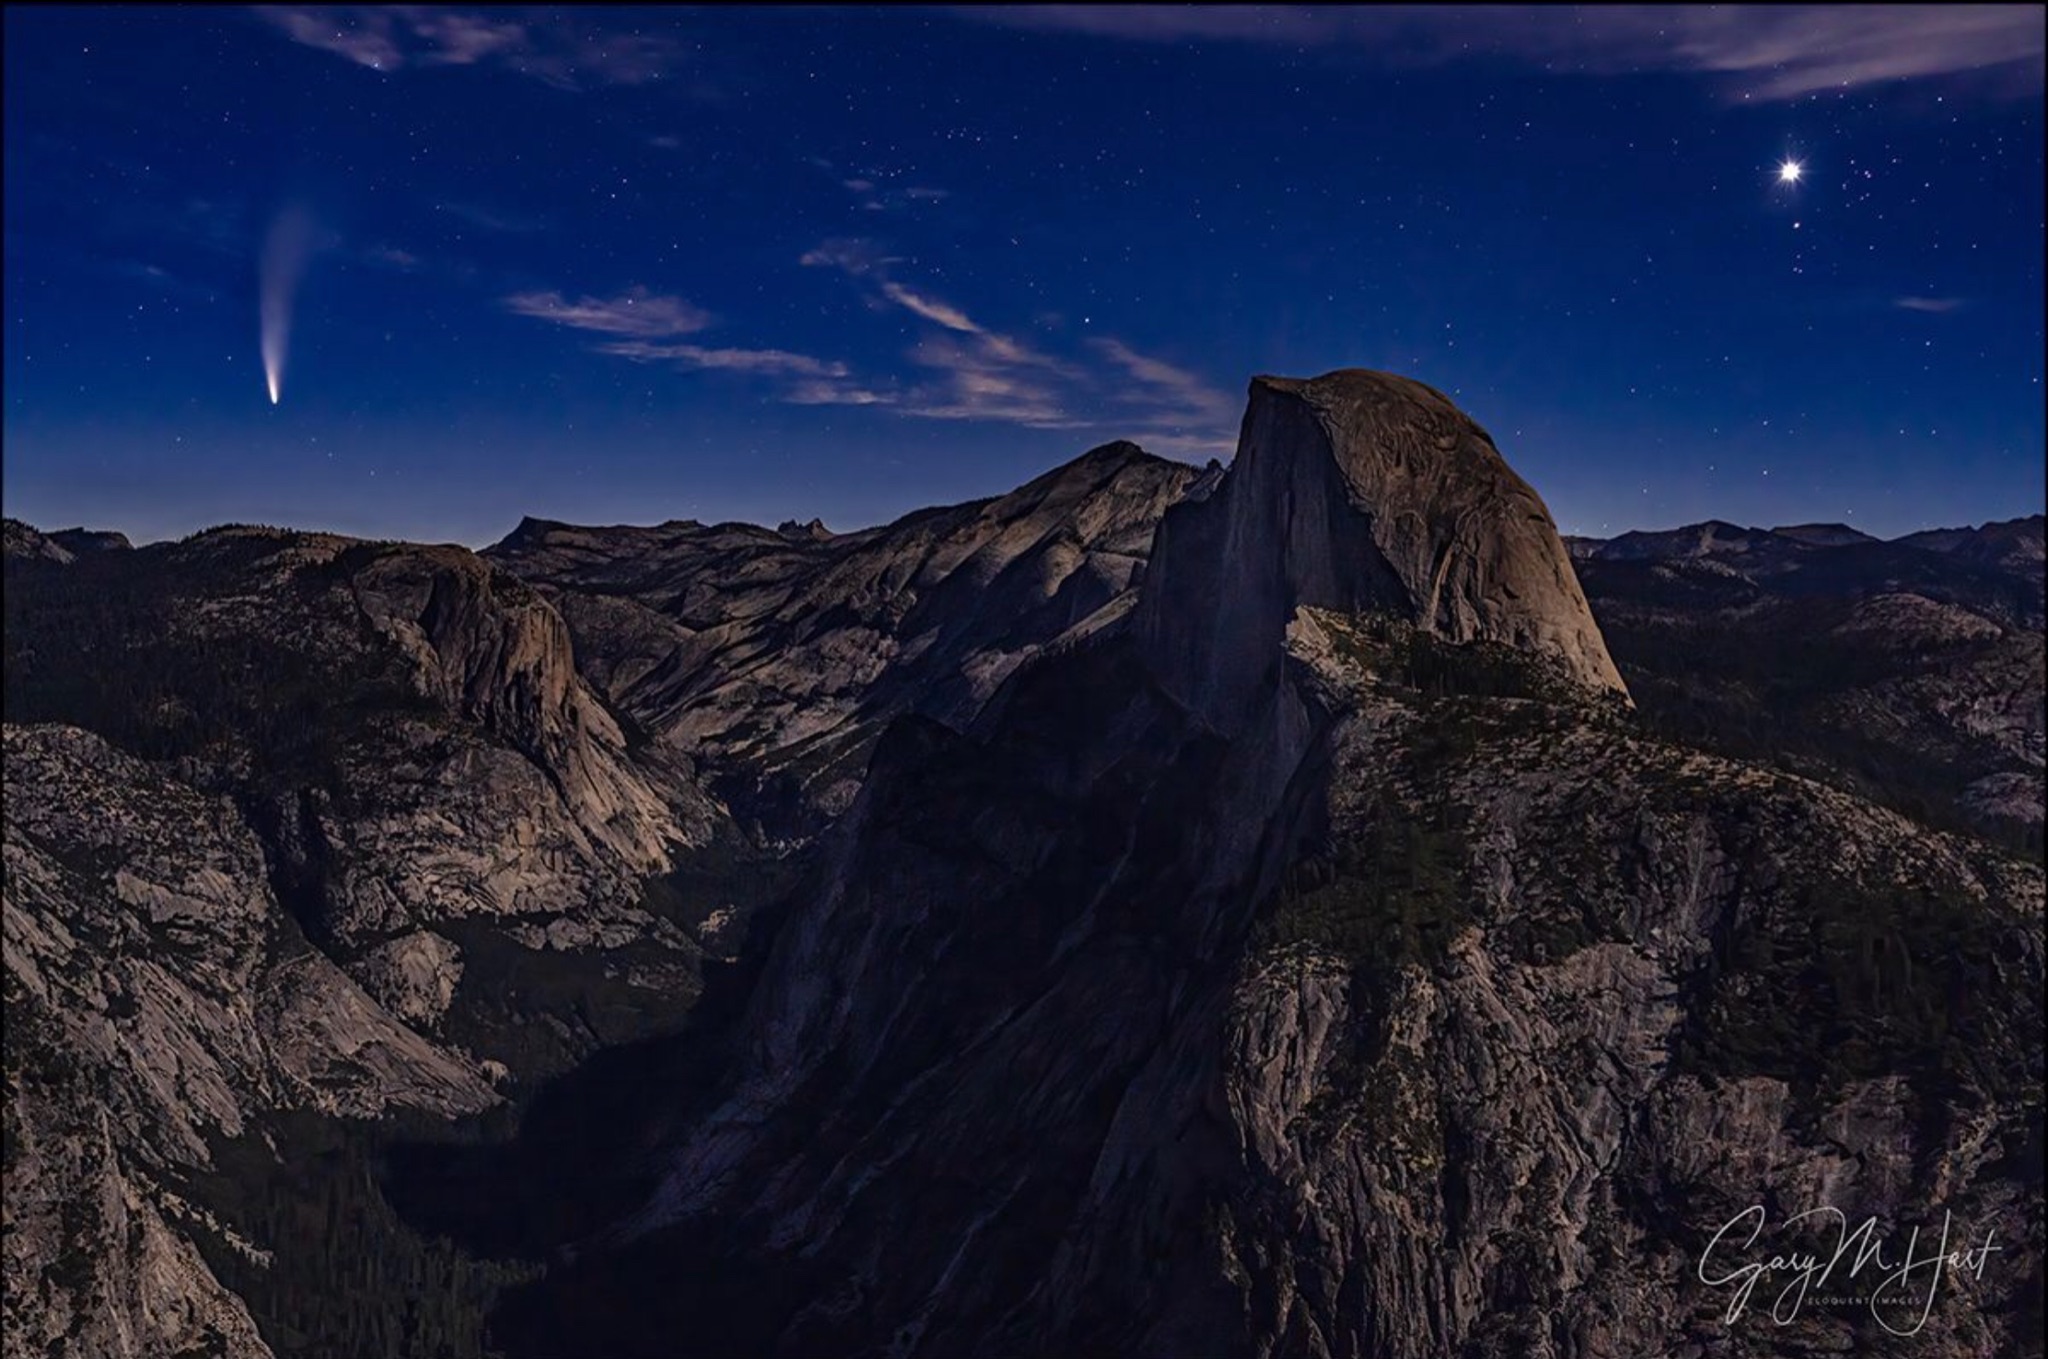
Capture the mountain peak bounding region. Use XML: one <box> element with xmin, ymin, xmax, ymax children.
<box><xmin>1772</xmin><ymin>522</ymin><xmax>1875</xmax><ymax>548</ymax></box>
<box><xmin>3</xmin><ymin>518</ymin><xmax>73</xmax><ymax>565</ymax></box>
<box><xmin>1249</xmin><ymin>365</ymin><xmax>1461</xmax><ymax>414</ymax></box>
<box><xmin>1075</xmin><ymin>437</ymin><xmax>1151</xmax><ymax>463</ymax></box>
<box><xmin>3</xmin><ymin>519</ymin><xmax>132</xmax><ymax>564</ymax></box>
<box><xmin>46</xmin><ymin>527</ymin><xmax>133</xmax><ymax>554</ymax></box>
<box><xmin>1015</xmin><ymin>438</ymin><xmax>1174</xmax><ymax>493</ymax></box>
<box><xmin>1138</xmin><ymin>368</ymin><xmax>1627</xmax><ymax>721</ymax></box>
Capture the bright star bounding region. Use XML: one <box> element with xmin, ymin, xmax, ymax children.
<box><xmin>1778</xmin><ymin>159</ymin><xmax>1804</xmax><ymax>184</ymax></box>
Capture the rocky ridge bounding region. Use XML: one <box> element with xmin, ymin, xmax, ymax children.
<box><xmin>485</xmin><ymin>440</ymin><xmax>1204</xmax><ymax>833</ymax></box>
<box><xmin>4</xmin><ymin>725</ymin><xmax>498</xmax><ymax>1359</ymax></box>
<box><xmin>4</xmin><ymin>380</ymin><xmax>2040</xmax><ymax>1359</ymax></box>
<box><xmin>1570</xmin><ymin>513</ymin><xmax>2045</xmax><ymax>847</ymax></box>
<box><xmin>3</xmin><ymin>528</ymin><xmax>733</xmax><ymax>1356</ymax></box>
<box><xmin>6</xmin><ymin>528</ymin><xmax>722</xmax><ymax>1043</ymax></box>
<box><xmin>496</xmin><ymin>371</ymin><xmax>2044</xmax><ymax>1359</ymax></box>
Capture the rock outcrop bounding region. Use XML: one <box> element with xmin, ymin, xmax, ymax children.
<box><xmin>1138</xmin><ymin>370</ymin><xmax>1626</xmax><ymax>725</ymax></box>
<box><xmin>1771</xmin><ymin>521</ymin><xmax>1877</xmax><ymax>549</ymax></box>
<box><xmin>44</xmin><ymin>527</ymin><xmax>133</xmax><ymax>555</ymax></box>
<box><xmin>2</xmin><ymin>518</ymin><xmax>74</xmax><ymax>565</ymax></box>
<box><xmin>496</xmin><ymin>372</ymin><xmax>2042</xmax><ymax>1359</ymax></box>
<box><xmin>3</xmin><ymin>529</ymin><xmax>721</xmax><ymax>1059</ymax></box>
<box><xmin>1572</xmin><ymin>513</ymin><xmax>2046</xmax><ymax>848</ymax></box>
<box><xmin>487</xmin><ymin>440</ymin><xmax>1203</xmax><ymax>832</ymax></box>
<box><xmin>3</xmin><ymin>725</ymin><xmax>499</xmax><ymax>1359</ymax></box>
<box><xmin>1900</xmin><ymin>512</ymin><xmax>2047</xmax><ymax>576</ymax></box>
<box><xmin>6</xmin><ymin>373</ymin><xmax>2040</xmax><ymax>1359</ymax></box>
<box><xmin>1</xmin><ymin>525</ymin><xmax>753</xmax><ymax>1356</ymax></box>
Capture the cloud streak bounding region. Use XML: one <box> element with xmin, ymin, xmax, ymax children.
<box><xmin>810</xmin><ymin>157</ymin><xmax>955</xmax><ymax>214</ymax></box>
<box><xmin>904</xmin><ymin>334</ymin><xmax>1085</xmax><ymax>428</ymax></box>
<box><xmin>805</xmin><ymin>243</ymin><xmax>1090</xmax><ymax>427</ymax></box>
<box><xmin>504</xmin><ymin>252</ymin><xmax>1243</xmax><ymax>448</ymax></box>
<box><xmin>1089</xmin><ymin>337</ymin><xmax>1240</xmax><ymax>427</ymax></box>
<box><xmin>437</xmin><ymin>200</ymin><xmax>547</xmax><ymax>234</ymax></box>
<box><xmin>594</xmin><ymin>340</ymin><xmax>849</xmax><ymax>378</ymax></box>
<box><xmin>1894</xmin><ymin>295</ymin><xmax>1966</xmax><ymax>313</ymax></box>
<box><xmin>508</xmin><ymin>283</ymin><xmax>879</xmax><ymax>405</ymax></box>
<box><xmin>960</xmin><ymin>5</ymin><xmax>2045</xmax><ymax>102</ymax></box>
<box><xmin>879</xmin><ymin>282</ymin><xmax>984</xmax><ymax>334</ymax></box>
<box><xmin>803</xmin><ymin>239</ymin><xmax>1239</xmax><ymax>446</ymax></box>
<box><xmin>503</xmin><ymin>287</ymin><xmax>714</xmax><ymax>338</ymax></box>
<box><xmin>252</xmin><ymin>6</ymin><xmax>693</xmax><ymax>89</ymax></box>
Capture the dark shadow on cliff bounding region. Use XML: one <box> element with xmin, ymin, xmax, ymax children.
<box><xmin>460</xmin><ymin>633</ymin><xmax>1337</xmax><ymax>1359</ymax></box>
<box><xmin>376</xmin><ymin>850</ymin><xmax>802</xmax><ymax>1268</ymax></box>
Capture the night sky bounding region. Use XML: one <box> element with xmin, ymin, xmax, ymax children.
<box><xmin>5</xmin><ymin>5</ymin><xmax>2043</xmax><ymax>546</ymax></box>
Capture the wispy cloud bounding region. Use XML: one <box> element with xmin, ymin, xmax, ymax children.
<box><xmin>879</xmin><ymin>281</ymin><xmax>983</xmax><ymax>334</ymax></box>
<box><xmin>593</xmin><ymin>340</ymin><xmax>849</xmax><ymax>378</ymax></box>
<box><xmin>116</xmin><ymin>260</ymin><xmax>222</xmax><ymax>304</ymax></box>
<box><xmin>1894</xmin><ymin>295</ymin><xmax>1967</xmax><ymax>313</ymax></box>
<box><xmin>802</xmin><ymin>246</ymin><xmax>1068</xmax><ymax>368</ymax></box>
<box><xmin>436</xmin><ymin>200</ymin><xmax>547</xmax><ymax>234</ymax></box>
<box><xmin>805</xmin><ymin>242</ymin><xmax>1090</xmax><ymax>426</ymax></box>
<box><xmin>781</xmin><ymin>379</ymin><xmax>895</xmax><ymax>408</ymax></box>
<box><xmin>904</xmin><ymin>334</ymin><xmax>1085</xmax><ymax>428</ymax></box>
<box><xmin>503</xmin><ymin>286</ymin><xmax>714</xmax><ymax>338</ymax></box>
<box><xmin>504</xmin><ymin>254</ymin><xmax>1241</xmax><ymax>446</ymax></box>
<box><xmin>1090</xmin><ymin>338</ymin><xmax>1239</xmax><ymax>426</ymax></box>
<box><xmin>509</xmin><ymin>283</ymin><xmax>877</xmax><ymax>405</ymax></box>
<box><xmin>810</xmin><ymin>157</ymin><xmax>955</xmax><ymax>214</ymax></box>
<box><xmin>800</xmin><ymin>238</ymin><xmax>899</xmax><ymax>276</ymax></box>
<box><xmin>803</xmin><ymin>238</ymin><xmax>1238</xmax><ymax>446</ymax></box>
<box><xmin>252</xmin><ymin>6</ymin><xmax>693</xmax><ymax>89</ymax></box>
<box><xmin>255</xmin><ymin>5</ymin><xmax>409</xmax><ymax>69</ymax></box>
<box><xmin>960</xmin><ymin>5</ymin><xmax>2045</xmax><ymax>103</ymax></box>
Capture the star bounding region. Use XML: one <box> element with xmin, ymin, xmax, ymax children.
<box><xmin>1778</xmin><ymin>158</ymin><xmax>1804</xmax><ymax>185</ymax></box>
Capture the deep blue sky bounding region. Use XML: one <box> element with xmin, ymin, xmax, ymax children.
<box><xmin>5</xmin><ymin>5</ymin><xmax>2042</xmax><ymax>545</ymax></box>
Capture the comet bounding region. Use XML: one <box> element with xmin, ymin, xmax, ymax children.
<box><xmin>259</xmin><ymin>205</ymin><xmax>318</xmax><ymax>406</ymax></box>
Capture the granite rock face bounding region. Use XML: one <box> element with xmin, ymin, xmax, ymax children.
<box><xmin>1</xmin><ymin>517</ymin><xmax>74</xmax><ymax>565</ymax></box>
<box><xmin>2</xmin><ymin>528</ymin><xmax>734</xmax><ymax>1083</ymax></box>
<box><xmin>1571</xmin><ymin>512</ymin><xmax>2045</xmax><ymax>848</ymax></box>
<box><xmin>2</xmin><ymin>725</ymin><xmax>498</xmax><ymax>1359</ymax></box>
<box><xmin>503</xmin><ymin>375</ymin><xmax>2042</xmax><ymax>1359</ymax></box>
<box><xmin>487</xmin><ymin>440</ymin><xmax>1204</xmax><ymax>833</ymax></box>
<box><xmin>2</xmin><ymin>526</ymin><xmax>748</xmax><ymax>1356</ymax></box>
<box><xmin>5</xmin><ymin>373</ymin><xmax>2041</xmax><ymax>1359</ymax></box>
<box><xmin>1137</xmin><ymin>370</ymin><xmax>1627</xmax><ymax>726</ymax></box>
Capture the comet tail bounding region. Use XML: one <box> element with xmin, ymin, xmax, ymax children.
<box><xmin>259</xmin><ymin>205</ymin><xmax>317</xmax><ymax>405</ymax></box>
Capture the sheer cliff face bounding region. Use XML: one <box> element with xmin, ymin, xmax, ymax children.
<box><xmin>515</xmin><ymin>373</ymin><xmax>2042</xmax><ymax>1359</ymax></box>
<box><xmin>3</xmin><ymin>726</ymin><xmax>498</xmax><ymax>1359</ymax></box>
<box><xmin>1138</xmin><ymin>371</ymin><xmax>1626</xmax><ymax>728</ymax></box>
<box><xmin>7</xmin><ymin>376</ymin><xmax>2041</xmax><ymax>1358</ymax></box>
<box><xmin>3</xmin><ymin>530</ymin><xmax>720</xmax><ymax>1059</ymax></box>
<box><xmin>3</xmin><ymin>533</ymin><xmax>736</xmax><ymax>1356</ymax></box>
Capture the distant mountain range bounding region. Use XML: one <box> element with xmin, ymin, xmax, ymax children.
<box><xmin>3</xmin><ymin>378</ymin><xmax>2040</xmax><ymax>1359</ymax></box>
<box><xmin>1567</xmin><ymin>512</ymin><xmax>2044</xmax><ymax>572</ymax></box>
